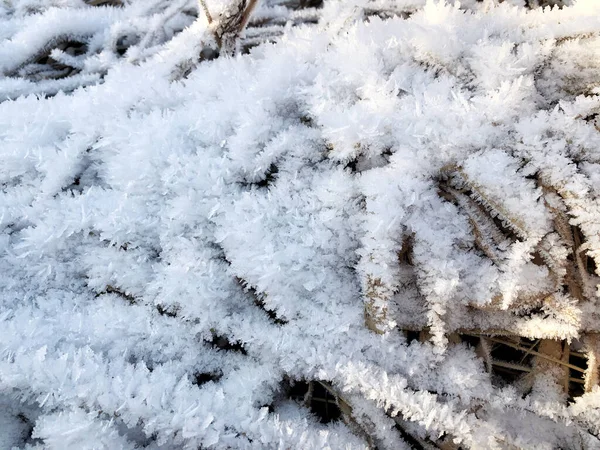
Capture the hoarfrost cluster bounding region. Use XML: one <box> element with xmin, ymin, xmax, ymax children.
<box><xmin>1</xmin><ymin>0</ymin><xmax>600</xmax><ymax>448</ymax></box>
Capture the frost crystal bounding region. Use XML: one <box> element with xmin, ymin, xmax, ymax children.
<box><xmin>1</xmin><ymin>0</ymin><xmax>600</xmax><ymax>448</ymax></box>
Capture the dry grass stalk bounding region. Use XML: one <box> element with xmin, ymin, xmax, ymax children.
<box><xmin>316</xmin><ymin>382</ymin><xmax>376</xmax><ymax>449</ymax></box>
<box><xmin>447</xmin><ymin>187</ymin><xmax>504</xmax><ymax>264</ymax></box>
<box><xmin>303</xmin><ymin>381</ymin><xmax>314</xmax><ymax>408</ymax></box>
<box><xmin>452</xmin><ymin>168</ymin><xmax>530</xmax><ymax>239</ymax></box>
<box><xmin>479</xmin><ymin>336</ymin><xmax>585</xmax><ymax>373</ymax></box>
<box><xmin>476</xmin><ymin>336</ymin><xmax>493</xmax><ymax>373</ymax></box>
<box><xmin>583</xmin><ymin>335</ymin><xmax>600</xmax><ymax>392</ymax></box>
<box><xmin>199</xmin><ymin>0</ymin><xmax>214</xmax><ymax>23</ymax></box>
<box><xmin>530</xmin><ymin>340</ymin><xmax>569</xmax><ymax>394</ymax></box>
<box><xmin>447</xmin><ymin>333</ymin><xmax>592</xmax><ymax>396</ymax></box>
<box><xmin>562</xmin><ymin>340</ymin><xmax>571</xmax><ymax>393</ymax></box>
<box><xmin>364</xmin><ymin>276</ymin><xmax>388</xmax><ymax>334</ymax></box>
<box><xmin>518</xmin><ymin>339</ymin><xmax>540</xmax><ymax>364</ymax></box>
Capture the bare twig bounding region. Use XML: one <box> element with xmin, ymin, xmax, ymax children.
<box><xmin>209</xmin><ymin>0</ymin><xmax>261</xmax><ymax>51</ymax></box>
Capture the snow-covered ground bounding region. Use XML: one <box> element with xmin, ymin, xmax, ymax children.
<box><xmin>1</xmin><ymin>0</ymin><xmax>600</xmax><ymax>448</ymax></box>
